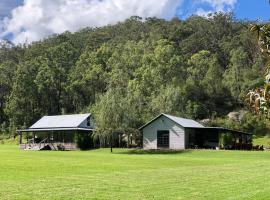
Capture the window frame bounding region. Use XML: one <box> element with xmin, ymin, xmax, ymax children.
<box><xmin>86</xmin><ymin>117</ymin><xmax>90</xmax><ymax>127</ymax></box>
<box><xmin>157</xmin><ymin>130</ymin><xmax>169</xmax><ymax>148</ymax></box>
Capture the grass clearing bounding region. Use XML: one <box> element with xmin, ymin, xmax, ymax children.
<box><xmin>253</xmin><ymin>135</ymin><xmax>270</xmax><ymax>147</ymax></box>
<box><xmin>0</xmin><ymin>145</ymin><xmax>270</xmax><ymax>199</ymax></box>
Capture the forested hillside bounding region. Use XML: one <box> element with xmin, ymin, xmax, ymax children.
<box><xmin>0</xmin><ymin>13</ymin><xmax>267</xmax><ymax>135</ymax></box>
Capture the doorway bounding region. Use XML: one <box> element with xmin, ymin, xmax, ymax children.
<box><xmin>157</xmin><ymin>130</ymin><xmax>169</xmax><ymax>148</ymax></box>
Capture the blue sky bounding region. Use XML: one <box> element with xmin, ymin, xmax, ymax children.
<box><xmin>0</xmin><ymin>0</ymin><xmax>269</xmax><ymax>43</ymax></box>
<box><xmin>234</xmin><ymin>0</ymin><xmax>270</xmax><ymax>21</ymax></box>
<box><xmin>0</xmin><ymin>0</ymin><xmax>22</xmax><ymax>19</ymax></box>
<box><xmin>177</xmin><ymin>0</ymin><xmax>270</xmax><ymax>21</ymax></box>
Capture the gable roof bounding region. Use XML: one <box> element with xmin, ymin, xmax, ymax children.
<box><xmin>29</xmin><ymin>113</ymin><xmax>91</xmax><ymax>129</ymax></box>
<box><xmin>163</xmin><ymin>114</ymin><xmax>204</xmax><ymax>128</ymax></box>
<box><xmin>139</xmin><ymin>113</ymin><xmax>204</xmax><ymax>130</ymax></box>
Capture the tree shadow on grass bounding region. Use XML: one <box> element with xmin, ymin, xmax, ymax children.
<box><xmin>116</xmin><ymin>148</ymin><xmax>191</xmax><ymax>155</ymax></box>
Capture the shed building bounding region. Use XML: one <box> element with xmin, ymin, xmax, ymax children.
<box><xmin>17</xmin><ymin>113</ymin><xmax>94</xmax><ymax>150</ymax></box>
<box><xmin>139</xmin><ymin>113</ymin><xmax>252</xmax><ymax>150</ymax></box>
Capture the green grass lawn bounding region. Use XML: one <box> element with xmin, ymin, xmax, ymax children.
<box><xmin>1</xmin><ymin>145</ymin><xmax>270</xmax><ymax>200</ymax></box>
<box><xmin>253</xmin><ymin>135</ymin><xmax>270</xmax><ymax>147</ymax></box>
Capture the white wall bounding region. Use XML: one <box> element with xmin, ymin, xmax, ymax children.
<box><xmin>143</xmin><ymin>115</ymin><xmax>185</xmax><ymax>150</ymax></box>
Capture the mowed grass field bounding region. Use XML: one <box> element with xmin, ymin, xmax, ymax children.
<box><xmin>1</xmin><ymin>146</ymin><xmax>270</xmax><ymax>200</ymax></box>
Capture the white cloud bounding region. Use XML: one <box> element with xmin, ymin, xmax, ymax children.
<box><xmin>195</xmin><ymin>8</ymin><xmax>211</xmax><ymax>17</ymax></box>
<box><xmin>195</xmin><ymin>0</ymin><xmax>237</xmax><ymax>17</ymax></box>
<box><xmin>202</xmin><ymin>0</ymin><xmax>237</xmax><ymax>12</ymax></box>
<box><xmin>0</xmin><ymin>0</ymin><xmax>182</xmax><ymax>44</ymax></box>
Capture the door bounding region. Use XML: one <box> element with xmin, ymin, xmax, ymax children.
<box><xmin>157</xmin><ymin>130</ymin><xmax>169</xmax><ymax>148</ymax></box>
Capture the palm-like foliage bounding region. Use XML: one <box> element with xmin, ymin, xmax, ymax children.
<box><xmin>251</xmin><ymin>24</ymin><xmax>270</xmax><ymax>50</ymax></box>
<box><xmin>246</xmin><ymin>24</ymin><xmax>270</xmax><ymax>116</ymax></box>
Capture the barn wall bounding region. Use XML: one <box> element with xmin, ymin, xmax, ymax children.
<box><xmin>143</xmin><ymin>115</ymin><xmax>185</xmax><ymax>150</ymax></box>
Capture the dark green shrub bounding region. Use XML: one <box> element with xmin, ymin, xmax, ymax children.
<box><xmin>75</xmin><ymin>132</ymin><xmax>93</xmax><ymax>150</ymax></box>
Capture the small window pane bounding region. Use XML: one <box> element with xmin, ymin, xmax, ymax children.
<box><xmin>87</xmin><ymin>117</ymin><xmax>90</xmax><ymax>126</ymax></box>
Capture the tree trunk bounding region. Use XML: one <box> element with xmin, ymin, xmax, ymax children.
<box><xmin>127</xmin><ymin>134</ymin><xmax>130</xmax><ymax>148</ymax></box>
<box><xmin>110</xmin><ymin>134</ymin><xmax>113</xmax><ymax>153</ymax></box>
<box><xmin>118</xmin><ymin>133</ymin><xmax>121</xmax><ymax>148</ymax></box>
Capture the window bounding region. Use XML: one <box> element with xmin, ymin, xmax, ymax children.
<box><xmin>87</xmin><ymin>117</ymin><xmax>90</xmax><ymax>126</ymax></box>
<box><xmin>157</xmin><ymin>130</ymin><xmax>169</xmax><ymax>148</ymax></box>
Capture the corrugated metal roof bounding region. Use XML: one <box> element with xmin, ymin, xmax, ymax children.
<box><xmin>29</xmin><ymin>113</ymin><xmax>91</xmax><ymax>129</ymax></box>
<box><xmin>139</xmin><ymin>113</ymin><xmax>204</xmax><ymax>130</ymax></box>
<box><xmin>163</xmin><ymin>114</ymin><xmax>204</xmax><ymax>128</ymax></box>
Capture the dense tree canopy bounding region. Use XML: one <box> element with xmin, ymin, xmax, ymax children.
<box><xmin>0</xmin><ymin>13</ymin><xmax>266</xmax><ymax>136</ymax></box>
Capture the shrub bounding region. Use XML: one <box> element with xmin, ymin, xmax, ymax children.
<box><xmin>75</xmin><ymin>132</ymin><xmax>94</xmax><ymax>150</ymax></box>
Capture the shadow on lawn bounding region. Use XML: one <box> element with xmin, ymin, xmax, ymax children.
<box><xmin>116</xmin><ymin>149</ymin><xmax>191</xmax><ymax>155</ymax></box>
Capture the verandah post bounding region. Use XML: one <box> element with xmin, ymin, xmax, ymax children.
<box><xmin>33</xmin><ymin>132</ymin><xmax>36</xmax><ymax>144</ymax></box>
<box><xmin>26</xmin><ymin>132</ymin><xmax>29</xmax><ymax>143</ymax></box>
<box><xmin>18</xmin><ymin>131</ymin><xmax>22</xmax><ymax>144</ymax></box>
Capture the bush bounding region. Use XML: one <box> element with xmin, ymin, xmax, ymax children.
<box><xmin>208</xmin><ymin>112</ymin><xmax>270</xmax><ymax>137</ymax></box>
<box><xmin>75</xmin><ymin>132</ymin><xmax>94</xmax><ymax>150</ymax></box>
